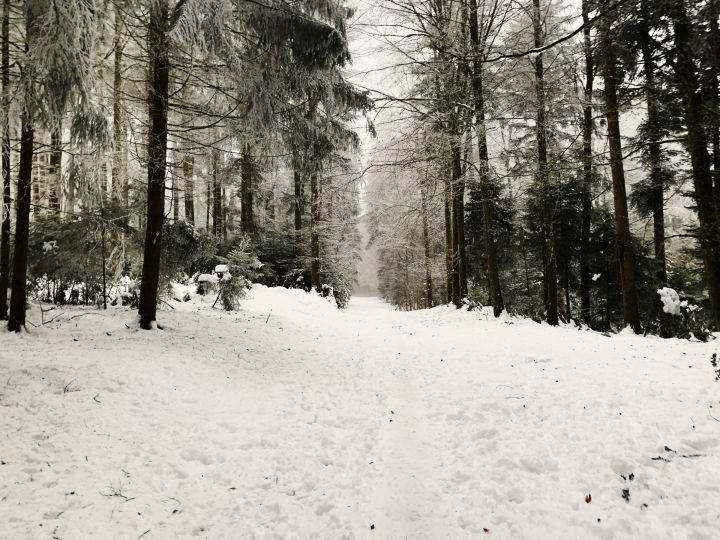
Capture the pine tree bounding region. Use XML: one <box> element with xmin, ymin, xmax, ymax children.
<box><xmin>668</xmin><ymin>0</ymin><xmax>720</xmax><ymax>329</ymax></box>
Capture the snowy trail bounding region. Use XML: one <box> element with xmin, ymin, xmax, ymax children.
<box><xmin>345</xmin><ymin>299</ymin><xmax>446</xmax><ymax>539</ymax></box>
<box><xmin>1</xmin><ymin>286</ymin><xmax>720</xmax><ymax>540</ymax></box>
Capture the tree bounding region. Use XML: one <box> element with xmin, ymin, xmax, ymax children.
<box><xmin>468</xmin><ymin>0</ymin><xmax>507</xmax><ymax>317</ymax></box>
<box><xmin>532</xmin><ymin>0</ymin><xmax>559</xmax><ymax>326</ymax></box>
<box><xmin>579</xmin><ymin>0</ymin><xmax>594</xmax><ymax>326</ymax></box>
<box><xmin>9</xmin><ymin>0</ymin><xmax>105</xmax><ymax>331</ymax></box>
<box><xmin>0</xmin><ymin>0</ymin><xmax>10</xmax><ymax>321</ymax></box>
<box><xmin>138</xmin><ymin>0</ymin><xmax>170</xmax><ymax>330</ymax></box>
<box><xmin>668</xmin><ymin>0</ymin><xmax>720</xmax><ymax>329</ymax></box>
<box><xmin>598</xmin><ymin>0</ymin><xmax>641</xmax><ymax>333</ymax></box>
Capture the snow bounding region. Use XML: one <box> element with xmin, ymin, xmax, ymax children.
<box><xmin>1</xmin><ymin>286</ymin><xmax>719</xmax><ymax>539</ymax></box>
<box><xmin>658</xmin><ymin>287</ymin><xmax>682</xmax><ymax>316</ymax></box>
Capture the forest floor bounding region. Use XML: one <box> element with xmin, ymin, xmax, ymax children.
<box><xmin>1</xmin><ymin>285</ymin><xmax>719</xmax><ymax>540</ymax></box>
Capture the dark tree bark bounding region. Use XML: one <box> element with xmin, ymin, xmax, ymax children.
<box><xmin>639</xmin><ymin>0</ymin><xmax>669</xmax><ymax>336</ymax></box>
<box><xmin>240</xmin><ymin>144</ymin><xmax>255</xmax><ymax>238</ymax></box>
<box><xmin>669</xmin><ymin>0</ymin><xmax>720</xmax><ymax>328</ymax></box>
<box><xmin>707</xmin><ymin>0</ymin><xmax>720</xmax><ymax>220</ymax></box>
<box><xmin>443</xmin><ymin>169</ymin><xmax>454</xmax><ymax>304</ymax></box>
<box><xmin>221</xmin><ymin>185</ymin><xmax>227</xmax><ymax>243</ymax></box>
<box><xmin>8</xmin><ymin>7</ymin><xmax>35</xmax><ymax>332</ymax></box>
<box><xmin>8</xmin><ymin>118</ymin><xmax>33</xmax><ymax>331</ymax></box>
<box><xmin>451</xmin><ymin>134</ymin><xmax>466</xmax><ymax>302</ymax></box>
<box><xmin>205</xmin><ymin>172</ymin><xmax>210</xmax><ymax>230</ymax></box>
<box><xmin>310</xmin><ymin>172</ymin><xmax>320</xmax><ymax>290</ymax></box>
<box><xmin>183</xmin><ymin>152</ymin><xmax>194</xmax><ymax>224</ymax></box>
<box><xmin>600</xmin><ymin>6</ymin><xmax>641</xmax><ymax>333</ymax></box>
<box><xmin>47</xmin><ymin>128</ymin><xmax>61</xmax><ymax>213</ymax></box>
<box><xmin>138</xmin><ymin>0</ymin><xmax>169</xmax><ymax>330</ymax></box>
<box><xmin>468</xmin><ymin>0</ymin><xmax>504</xmax><ymax>316</ymax></box>
<box><xmin>212</xmin><ymin>151</ymin><xmax>222</xmax><ymax>236</ymax></box>
<box><xmin>421</xmin><ymin>183</ymin><xmax>433</xmax><ymax>308</ymax></box>
<box><xmin>533</xmin><ymin>0</ymin><xmax>558</xmax><ymax>326</ymax></box>
<box><xmin>172</xmin><ymin>170</ymin><xmax>179</xmax><ymax>222</ymax></box>
<box><xmin>0</xmin><ymin>0</ymin><xmax>10</xmax><ymax>321</ymax></box>
<box><xmin>293</xmin><ymin>168</ymin><xmax>304</xmax><ymax>257</ymax></box>
<box><xmin>579</xmin><ymin>0</ymin><xmax>593</xmax><ymax>326</ymax></box>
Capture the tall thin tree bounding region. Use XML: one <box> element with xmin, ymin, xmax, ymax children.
<box><xmin>599</xmin><ymin>1</ymin><xmax>641</xmax><ymax>333</ymax></box>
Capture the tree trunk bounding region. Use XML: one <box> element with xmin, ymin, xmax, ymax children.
<box><xmin>240</xmin><ymin>144</ymin><xmax>255</xmax><ymax>238</ymax></box>
<box><xmin>0</xmin><ymin>0</ymin><xmax>11</xmax><ymax>320</ymax></box>
<box><xmin>212</xmin><ymin>151</ymin><xmax>221</xmax><ymax>236</ymax></box>
<box><xmin>172</xmin><ymin>167</ymin><xmax>179</xmax><ymax>222</ymax></box>
<box><xmin>468</xmin><ymin>8</ymin><xmax>504</xmax><ymax>316</ymax></box>
<box><xmin>222</xmin><ymin>185</ymin><xmax>227</xmax><ymax>242</ymax></box>
<box><xmin>112</xmin><ymin>7</ymin><xmax>125</xmax><ymax>202</ymax></box>
<box><xmin>294</xmin><ymin>168</ymin><xmax>304</xmax><ymax>257</ymax></box>
<box><xmin>707</xmin><ymin>0</ymin><xmax>720</xmax><ymax>223</ymax></box>
<box><xmin>138</xmin><ymin>0</ymin><xmax>169</xmax><ymax>330</ymax></box>
<box><xmin>47</xmin><ymin>127</ymin><xmax>61</xmax><ymax>213</ymax></box>
<box><xmin>8</xmin><ymin>8</ymin><xmax>35</xmax><ymax>332</ymax></box>
<box><xmin>310</xmin><ymin>172</ymin><xmax>320</xmax><ymax>290</ymax></box>
<box><xmin>579</xmin><ymin>0</ymin><xmax>593</xmax><ymax>326</ymax></box>
<box><xmin>8</xmin><ymin>118</ymin><xmax>33</xmax><ymax>331</ymax></box>
<box><xmin>479</xmin><ymin>143</ymin><xmax>505</xmax><ymax>316</ymax></box>
<box><xmin>443</xmin><ymin>169</ymin><xmax>454</xmax><ymax>304</ymax></box>
<box><xmin>451</xmin><ymin>136</ymin><xmax>466</xmax><ymax>302</ymax></box>
<box><xmin>183</xmin><ymin>152</ymin><xmax>194</xmax><ymax>224</ymax></box>
<box><xmin>205</xmin><ymin>172</ymin><xmax>210</xmax><ymax>230</ymax></box>
<box><xmin>708</xmin><ymin>0</ymin><xmax>720</xmax><ymax>214</ymax></box>
<box><xmin>533</xmin><ymin>0</ymin><xmax>558</xmax><ymax>326</ymax></box>
<box><xmin>639</xmin><ymin>0</ymin><xmax>669</xmax><ymax>336</ymax></box>
<box><xmin>600</xmin><ymin>7</ymin><xmax>641</xmax><ymax>333</ymax></box>
<box><xmin>421</xmin><ymin>182</ymin><xmax>433</xmax><ymax>308</ymax></box>
<box><xmin>669</xmin><ymin>0</ymin><xmax>720</xmax><ymax>329</ymax></box>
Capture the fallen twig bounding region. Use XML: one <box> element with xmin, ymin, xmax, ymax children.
<box><xmin>68</xmin><ymin>312</ymin><xmax>106</xmax><ymax>321</ymax></box>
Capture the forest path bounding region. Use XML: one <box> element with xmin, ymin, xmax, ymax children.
<box><xmin>342</xmin><ymin>298</ymin><xmax>448</xmax><ymax>538</ymax></box>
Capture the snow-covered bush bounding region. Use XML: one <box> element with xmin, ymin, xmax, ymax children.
<box><xmin>656</xmin><ymin>287</ymin><xmax>710</xmax><ymax>341</ymax></box>
<box><xmin>159</xmin><ymin>221</ymin><xmax>216</xmax><ymax>298</ymax></box>
<box><xmin>193</xmin><ymin>236</ymin><xmax>262</xmax><ymax>310</ymax></box>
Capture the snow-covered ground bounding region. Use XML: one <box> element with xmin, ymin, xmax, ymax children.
<box><xmin>1</xmin><ymin>286</ymin><xmax>719</xmax><ymax>539</ymax></box>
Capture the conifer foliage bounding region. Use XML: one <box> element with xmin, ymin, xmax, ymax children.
<box><xmin>0</xmin><ymin>0</ymin><xmax>370</xmax><ymax>330</ymax></box>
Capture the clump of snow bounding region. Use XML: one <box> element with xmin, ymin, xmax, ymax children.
<box><xmin>214</xmin><ymin>264</ymin><xmax>229</xmax><ymax>274</ymax></box>
<box><xmin>42</xmin><ymin>240</ymin><xmax>58</xmax><ymax>253</ymax></box>
<box><xmin>658</xmin><ymin>287</ymin><xmax>682</xmax><ymax>315</ymax></box>
<box><xmin>591</xmin><ymin>273</ymin><xmax>601</xmax><ymax>282</ymax></box>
